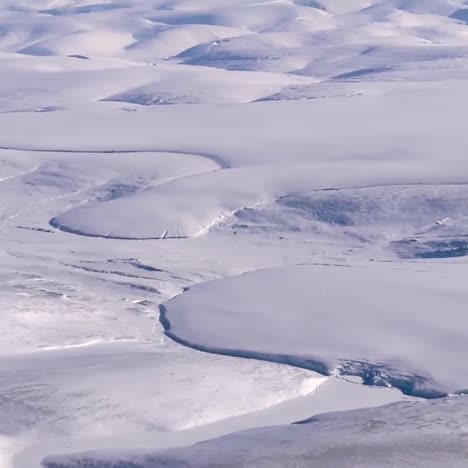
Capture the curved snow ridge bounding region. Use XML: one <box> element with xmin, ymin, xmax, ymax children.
<box><xmin>48</xmin><ymin>215</ymin><xmax>233</xmax><ymax>240</ymax></box>
<box><xmin>0</xmin><ymin>146</ymin><xmax>230</xmax><ymax>238</ymax></box>
<box><xmin>47</xmin><ymin>164</ymin><xmax>269</xmax><ymax>240</ymax></box>
<box><xmin>159</xmin><ymin>263</ymin><xmax>468</xmax><ymax>399</ymax></box>
<box><xmin>48</xmin><ymin>173</ymin><xmax>240</xmax><ymax>240</ymax></box>
<box><xmin>159</xmin><ymin>304</ymin><xmax>443</xmax><ymax>399</ymax></box>
<box><xmin>6</xmin><ymin>143</ymin><xmax>466</xmax><ymax>242</ymax></box>
<box><xmin>51</xmin><ymin>178</ymin><xmax>468</xmax><ymax>241</ymax></box>
<box><xmin>159</xmin><ymin>304</ymin><xmax>330</xmax><ymax>375</ymax></box>
<box><xmin>47</xmin><ymin>158</ymin><xmax>468</xmax><ymax>240</ymax></box>
<box><xmin>0</xmin><ymin>146</ymin><xmax>230</xmax><ymax>240</ymax></box>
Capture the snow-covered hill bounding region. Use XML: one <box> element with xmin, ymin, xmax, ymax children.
<box><xmin>2</xmin><ymin>0</ymin><xmax>468</xmax><ymax>109</ymax></box>
<box><xmin>43</xmin><ymin>396</ymin><xmax>468</xmax><ymax>468</ymax></box>
<box><xmin>1</xmin><ymin>1</ymin><xmax>468</xmax><ymax>467</ymax></box>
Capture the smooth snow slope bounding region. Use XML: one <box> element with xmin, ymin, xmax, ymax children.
<box><xmin>1</xmin><ymin>0</ymin><xmax>468</xmax><ymax>467</ymax></box>
<box><xmin>44</xmin><ymin>396</ymin><xmax>468</xmax><ymax>468</ymax></box>
<box><xmin>162</xmin><ymin>262</ymin><xmax>468</xmax><ymax>397</ymax></box>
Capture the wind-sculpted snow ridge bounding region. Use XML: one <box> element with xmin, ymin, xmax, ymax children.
<box><xmin>43</xmin><ymin>150</ymin><xmax>239</xmax><ymax>239</ymax></box>
<box><xmin>160</xmin><ymin>305</ymin><xmax>444</xmax><ymax>399</ymax></box>
<box><xmin>42</xmin><ymin>396</ymin><xmax>468</xmax><ymax>468</ymax></box>
<box><xmin>161</xmin><ymin>263</ymin><xmax>468</xmax><ymax>399</ymax></box>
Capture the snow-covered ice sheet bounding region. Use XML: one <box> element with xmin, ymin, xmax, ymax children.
<box><xmin>1</xmin><ymin>0</ymin><xmax>468</xmax><ymax>466</ymax></box>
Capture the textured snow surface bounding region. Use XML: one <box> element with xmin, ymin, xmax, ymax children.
<box><xmin>1</xmin><ymin>0</ymin><xmax>468</xmax><ymax>466</ymax></box>
<box><xmin>43</xmin><ymin>396</ymin><xmax>468</xmax><ymax>468</ymax></box>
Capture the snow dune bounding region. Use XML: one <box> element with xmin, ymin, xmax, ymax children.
<box><xmin>2</xmin><ymin>0</ymin><xmax>468</xmax><ymax>467</ymax></box>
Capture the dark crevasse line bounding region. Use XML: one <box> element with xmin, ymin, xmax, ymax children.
<box><xmin>158</xmin><ymin>304</ymin><xmax>446</xmax><ymax>400</ymax></box>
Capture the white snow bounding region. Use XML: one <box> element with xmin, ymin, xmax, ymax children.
<box><xmin>45</xmin><ymin>396</ymin><xmax>468</xmax><ymax>468</ymax></box>
<box><xmin>163</xmin><ymin>262</ymin><xmax>468</xmax><ymax>396</ymax></box>
<box><xmin>1</xmin><ymin>0</ymin><xmax>468</xmax><ymax>466</ymax></box>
